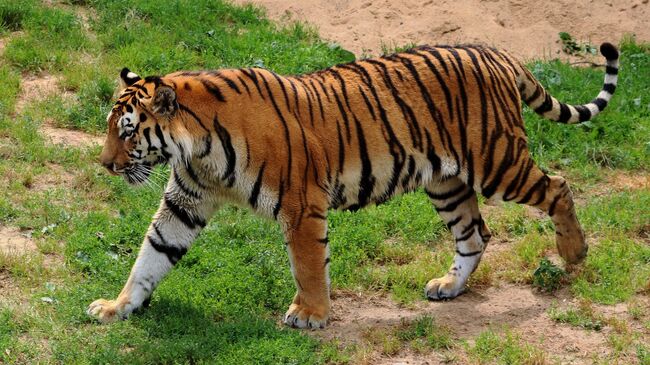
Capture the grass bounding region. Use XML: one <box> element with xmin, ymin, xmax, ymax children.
<box><xmin>0</xmin><ymin>0</ymin><xmax>648</xmax><ymax>363</ymax></box>
<box><xmin>465</xmin><ymin>328</ymin><xmax>547</xmax><ymax>365</ymax></box>
<box><xmin>548</xmin><ymin>301</ymin><xmax>604</xmax><ymax>331</ymax></box>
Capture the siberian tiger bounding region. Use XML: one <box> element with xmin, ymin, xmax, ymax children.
<box><xmin>88</xmin><ymin>43</ymin><xmax>619</xmax><ymax>329</ymax></box>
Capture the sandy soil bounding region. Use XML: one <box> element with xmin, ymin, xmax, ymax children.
<box><xmin>235</xmin><ymin>0</ymin><xmax>649</xmax><ymax>61</ymax></box>
<box><xmin>0</xmin><ymin>226</ymin><xmax>36</xmax><ymax>256</ymax></box>
<box><xmin>14</xmin><ymin>75</ymin><xmax>104</xmax><ymax>148</ymax></box>
<box><xmin>320</xmin><ymin>284</ymin><xmax>647</xmax><ymax>364</ymax></box>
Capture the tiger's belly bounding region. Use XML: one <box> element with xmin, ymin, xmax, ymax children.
<box><xmin>330</xmin><ymin>151</ymin><xmax>437</xmax><ymax>211</ymax></box>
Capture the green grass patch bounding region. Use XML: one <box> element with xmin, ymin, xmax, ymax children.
<box><xmin>548</xmin><ymin>301</ymin><xmax>604</xmax><ymax>331</ymax></box>
<box><xmin>572</xmin><ymin>236</ymin><xmax>650</xmax><ymax>304</ymax></box>
<box><xmin>396</xmin><ymin>315</ymin><xmax>455</xmax><ymax>352</ymax></box>
<box><xmin>466</xmin><ymin>328</ymin><xmax>547</xmax><ymax>365</ymax></box>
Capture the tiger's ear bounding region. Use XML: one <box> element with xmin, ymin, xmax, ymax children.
<box><xmin>118</xmin><ymin>67</ymin><xmax>142</xmax><ymax>92</ymax></box>
<box><xmin>151</xmin><ymin>85</ymin><xmax>177</xmax><ymax>117</ymax></box>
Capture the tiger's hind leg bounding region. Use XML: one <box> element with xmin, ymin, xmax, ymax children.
<box><xmin>424</xmin><ymin>177</ymin><xmax>491</xmax><ymax>300</ymax></box>
<box><xmin>492</xmin><ymin>160</ymin><xmax>587</xmax><ymax>264</ymax></box>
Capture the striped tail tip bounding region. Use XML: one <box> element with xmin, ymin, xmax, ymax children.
<box><xmin>600</xmin><ymin>42</ymin><xmax>619</xmax><ymax>61</ymax></box>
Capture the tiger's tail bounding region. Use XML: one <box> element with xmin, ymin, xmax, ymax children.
<box><xmin>518</xmin><ymin>42</ymin><xmax>619</xmax><ymax>124</ymax></box>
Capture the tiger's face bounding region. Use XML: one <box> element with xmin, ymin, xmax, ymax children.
<box><xmin>100</xmin><ymin>68</ymin><xmax>178</xmax><ymax>185</ymax></box>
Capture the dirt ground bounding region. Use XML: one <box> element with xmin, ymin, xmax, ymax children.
<box><xmin>235</xmin><ymin>0</ymin><xmax>649</xmax><ymax>61</ymax></box>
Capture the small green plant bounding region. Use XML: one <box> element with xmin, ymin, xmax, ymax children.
<box><xmin>559</xmin><ymin>32</ymin><xmax>597</xmax><ymax>56</ymax></box>
<box><xmin>532</xmin><ymin>257</ymin><xmax>566</xmax><ymax>292</ymax></box>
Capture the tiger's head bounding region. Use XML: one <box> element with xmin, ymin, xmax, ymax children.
<box><xmin>99</xmin><ymin>68</ymin><xmax>179</xmax><ymax>185</ymax></box>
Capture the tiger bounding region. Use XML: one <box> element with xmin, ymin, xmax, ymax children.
<box><xmin>88</xmin><ymin>42</ymin><xmax>619</xmax><ymax>329</ymax></box>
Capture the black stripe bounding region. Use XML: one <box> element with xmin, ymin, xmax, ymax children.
<box><xmin>273</xmin><ymin>178</ymin><xmax>285</xmax><ymax>219</ymax></box>
<box><xmin>401</xmin><ymin>155</ymin><xmax>416</xmax><ymax>188</ymax></box>
<box><xmin>455</xmin><ymin>228</ymin><xmax>475</xmax><ymax>243</ymax></box>
<box><xmin>358</xmin><ymin>85</ymin><xmax>377</xmax><ymax>121</ymax></box>
<box><xmin>213</xmin><ymin>116</ymin><xmax>237</xmax><ymax>184</ymax></box>
<box><xmin>547</xmin><ymin>194</ymin><xmax>561</xmax><ymax>217</ymax></box>
<box><xmin>240</xmin><ymin>68</ymin><xmax>266</xmax><ymax>99</ymax></box>
<box><xmin>143</xmin><ymin>127</ymin><xmax>154</xmax><ymax>152</ymax></box>
<box><xmin>271</xmin><ymin>72</ymin><xmax>292</xmax><ymax>114</ymax></box>
<box><xmin>517</xmin><ymin>175</ymin><xmax>548</xmax><ymax>205</ymax></box>
<box><xmin>307</xmin><ymin>212</ymin><xmax>327</xmax><ymax>220</ymax></box>
<box><xmin>435</xmin><ymin>189</ymin><xmax>474</xmax><ymax>212</ymax></box>
<box><xmin>324</xmin><ymin>257</ymin><xmax>330</xmax><ymax>267</ymax></box>
<box><xmin>481</xmin><ymin>134</ymin><xmax>514</xmax><ymax>199</ymax></box>
<box><xmin>335</xmin><ymin>120</ymin><xmax>345</xmax><ymax>172</ymax></box>
<box><xmin>236</xmin><ymin>75</ymin><xmax>251</xmax><ymax>96</ymax></box>
<box><xmin>287</xmin><ymin>78</ymin><xmax>302</xmax><ymax>119</ymax></box>
<box><xmin>259</xmin><ymin>72</ymin><xmax>292</xmax><ymax>187</ymax></box>
<box><xmin>446</xmin><ymin>216</ymin><xmax>462</xmax><ymax>229</ymax></box>
<box><xmin>164</xmin><ymin>193</ymin><xmax>205</xmax><ymax>229</ymax></box>
<box><xmin>426</xmin><ymin>184</ymin><xmax>466</xmax><ymax>200</ymax></box>
<box><xmin>317</xmin><ymin>237</ymin><xmax>328</xmax><ymax>245</ymax></box>
<box><xmin>249</xmin><ymin>162</ymin><xmax>266</xmax><ymax>209</ymax></box>
<box><xmin>355</xmin><ymin>116</ymin><xmax>375</xmax><ymax>207</ymax></box>
<box><xmin>592</xmin><ymin>98</ymin><xmax>608</xmax><ymax>111</ymax></box>
<box><xmin>215</xmin><ymin>73</ymin><xmax>241</xmax><ymax>94</ymax></box>
<box><xmin>461</xmin><ymin>218</ymin><xmax>481</xmax><ymax>236</ymax></box>
<box><xmin>200</xmin><ymin>79</ymin><xmax>226</xmax><ymax>102</ymax></box>
<box><xmin>154</xmin><ymin>123</ymin><xmax>168</xmax><ymax>149</ymax></box>
<box><xmin>456</xmin><ymin>249</ymin><xmax>482</xmax><ymax>257</ymax></box>
<box><xmin>533</xmin><ymin>93</ymin><xmax>553</xmax><ymax>114</ymax></box>
<box><xmin>183</xmin><ymin>162</ymin><xmax>207</xmax><ymax>189</ymax></box>
<box><xmin>558</xmin><ymin>103</ymin><xmax>571</xmax><ymax>123</ymax></box>
<box><xmin>179</xmin><ymin>103</ymin><xmax>210</xmax><ymax>132</ymax></box>
<box><xmin>308</xmin><ymin>79</ymin><xmax>326</xmax><ymax>122</ymax></box>
<box><xmin>574</xmin><ymin>105</ymin><xmax>592</xmax><ymax>122</ymax></box>
<box><xmin>173</xmin><ymin>169</ymin><xmax>200</xmax><ymax>199</ymax></box>
<box><xmin>602</xmin><ymin>83</ymin><xmax>616</xmax><ymax>94</ymax></box>
<box><xmin>524</xmin><ymin>86</ymin><xmax>542</xmax><ymax>104</ymax></box>
<box><xmin>605</xmin><ymin>66</ymin><xmax>618</xmax><ymax>75</ymax></box>
<box><xmin>149</xmin><ymin>230</ymin><xmax>187</xmax><ymax>265</ymax></box>
<box><xmin>197</xmin><ymin>134</ymin><xmax>212</xmax><ymax>159</ymax></box>
<box><xmin>331</xmin><ymin>86</ymin><xmax>351</xmax><ymax>142</ymax></box>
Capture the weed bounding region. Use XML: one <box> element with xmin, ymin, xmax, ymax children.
<box><xmin>558</xmin><ymin>32</ymin><xmax>596</xmax><ymax>56</ymax></box>
<box><xmin>533</xmin><ymin>258</ymin><xmax>566</xmax><ymax>292</ymax></box>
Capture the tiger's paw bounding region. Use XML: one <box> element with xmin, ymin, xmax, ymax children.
<box><xmin>87</xmin><ymin>298</ymin><xmax>127</xmax><ymax>323</ymax></box>
<box><xmin>283</xmin><ymin>303</ymin><xmax>329</xmax><ymax>329</ymax></box>
<box><xmin>424</xmin><ymin>276</ymin><xmax>465</xmax><ymax>300</ymax></box>
<box><xmin>556</xmin><ymin>230</ymin><xmax>588</xmax><ymax>265</ymax></box>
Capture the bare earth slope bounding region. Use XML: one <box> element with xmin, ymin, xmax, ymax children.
<box><xmin>234</xmin><ymin>0</ymin><xmax>649</xmax><ymax>60</ymax></box>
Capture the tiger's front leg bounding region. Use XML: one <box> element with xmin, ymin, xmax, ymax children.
<box><xmin>87</xmin><ymin>189</ymin><xmax>213</xmax><ymax>323</ymax></box>
<box><xmin>282</xmin><ymin>208</ymin><xmax>331</xmax><ymax>329</ymax></box>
